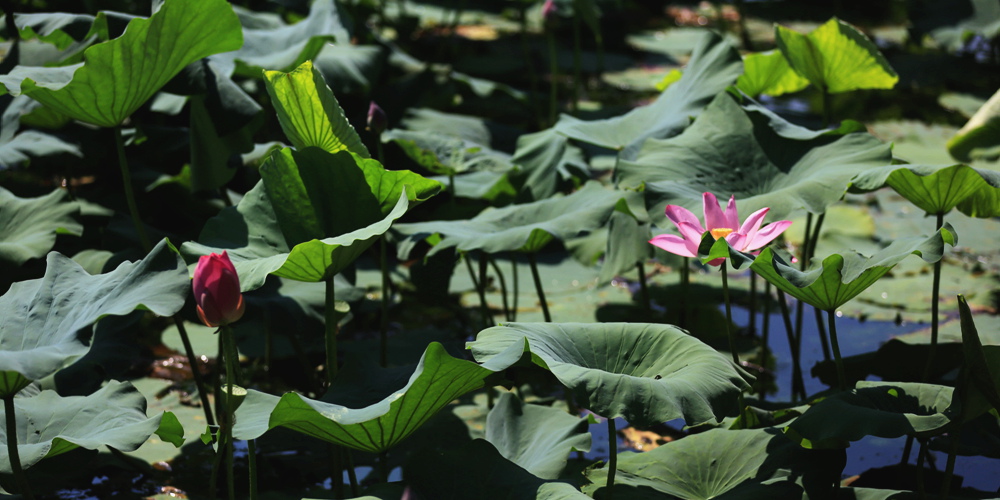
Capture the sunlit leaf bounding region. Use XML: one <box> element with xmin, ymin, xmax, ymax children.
<box><xmin>0</xmin><ymin>0</ymin><xmax>243</xmax><ymax>127</ymax></box>
<box><xmin>736</xmin><ymin>50</ymin><xmax>810</xmax><ymax>97</ymax></box>
<box><xmin>948</xmin><ymin>87</ymin><xmax>1000</xmax><ymax>163</ymax></box>
<box><xmin>849</xmin><ymin>163</ymin><xmax>1000</xmax><ymax>218</ymax></box>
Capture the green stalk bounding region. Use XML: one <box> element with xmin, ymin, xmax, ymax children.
<box><xmin>380</xmin><ymin>237</ymin><xmax>390</xmax><ymax>368</ymax></box>
<box><xmin>922</xmin><ymin>212</ymin><xmax>946</xmax><ymax>381</ymax></box>
<box><xmin>344</xmin><ymin>448</ymin><xmax>359</xmax><ymax>497</ymax></box>
<box><xmin>546</xmin><ymin>31</ymin><xmax>559</xmax><ymax>126</ymax></box>
<box><xmin>4</xmin><ymin>396</ymin><xmax>35</xmax><ymax>500</ymax></box>
<box><xmin>941</xmin><ymin>427</ymin><xmax>960</xmax><ymax>500</ymax></box>
<box><xmin>479</xmin><ymin>252</ymin><xmax>494</xmax><ymax>326</ymax></box>
<box><xmin>680</xmin><ymin>257</ymin><xmax>690</xmax><ymax>327</ymax></box>
<box><xmin>174</xmin><ymin>318</ymin><xmax>215</xmax><ymax>428</ymax></box>
<box><xmin>808</xmin><ymin>213</ymin><xmax>831</xmax><ymax>361</ymax></box>
<box><xmin>325</xmin><ymin>275</ymin><xmax>338</xmax><ymax>384</ymax></box>
<box><xmin>777</xmin><ymin>289</ymin><xmax>805</xmax><ymax>402</ymax></box>
<box><xmin>827</xmin><ymin>309</ymin><xmax>846</xmax><ymax>391</ymax></box>
<box><xmin>248</xmin><ymin>439</ymin><xmax>258</xmax><ymax>500</ymax></box>
<box><xmin>749</xmin><ymin>271</ymin><xmax>757</xmax><ymax>335</ymax></box>
<box><xmin>113</xmin><ymin>126</ymin><xmax>151</xmax><ymax>251</ymax></box>
<box><xmin>916</xmin><ymin>440</ymin><xmax>927</xmax><ymax>499</ymax></box>
<box><xmin>488</xmin><ymin>257</ymin><xmax>511</xmax><ymax>321</ymax></box>
<box><xmin>221</xmin><ymin>325</ymin><xmax>239</xmax><ymax>500</ymax></box>
<box><xmin>814</xmin><ymin>306</ymin><xmax>832</xmax><ymax>361</ymax></box>
<box><xmin>464</xmin><ymin>253</ymin><xmax>491</xmax><ymax>328</ymax></box>
<box><xmin>606</xmin><ymin>417</ymin><xmax>617</xmax><ymax>498</ymax></box>
<box><xmin>636</xmin><ymin>261</ymin><xmax>651</xmax><ymax>319</ymax></box>
<box><xmin>527</xmin><ymin>252</ymin><xmax>552</xmax><ymax>322</ymax></box>
<box><xmin>379</xmin><ymin>450</ymin><xmax>390</xmax><ymax>483</ymax></box>
<box><xmin>511</xmin><ymin>256</ymin><xmax>519</xmax><ymax>321</ymax></box>
<box><xmin>330</xmin><ymin>443</ymin><xmax>344</xmax><ymax>499</ymax></box>
<box><xmin>721</xmin><ymin>262</ymin><xmax>747</xmax><ymax>428</ymax></box>
<box><xmin>758</xmin><ymin>280</ymin><xmax>772</xmax><ymax>398</ymax></box>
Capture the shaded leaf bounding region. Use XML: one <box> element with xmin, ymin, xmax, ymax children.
<box><xmin>0</xmin><ymin>187</ymin><xmax>81</xmax><ymax>267</ymax></box>
<box><xmin>384</xmin><ymin>129</ymin><xmax>515</xmax><ymax>176</ymax></box>
<box><xmin>509</xmin><ymin>128</ymin><xmax>589</xmax><ymax>202</ymax></box>
<box><xmin>469</xmin><ymin>322</ymin><xmax>753</xmax><ymax>428</ymax></box>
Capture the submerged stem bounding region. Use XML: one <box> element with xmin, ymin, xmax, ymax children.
<box><xmin>113</xmin><ymin>126</ymin><xmax>151</xmax><ymax>251</ymax></box>
<box><xmin>827</xmin><ymin>309</ymin><xmax>846</xmax><ymax>391</ymax></box>
<box><xmin>4</xmin><ymin>396</ymin><xmax>34</xmax><ymax>500</ymax></box>
<box><xmin>527</xmin><ymin>252</ymin><xmax>552</xmax><ymax>322</ymax></box>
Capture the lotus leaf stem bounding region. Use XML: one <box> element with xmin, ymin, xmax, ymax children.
<box><xmin>344</xmin><ymin>448</ymin><xmax>359</xmax><ymax>496</ymax></box>
<box><xmin>777</xmin><ymin>289</ymin><xmax>805</xmax><ymax>402</ymax></box>
<box><xmin>827</xmin><ymin>309</ymin><xmax>846</xmax><ymax>391</ymax></box>
<box><xmin>749</xmin><ymin>271</ymin><xmax>757</xmax><ymax>335</ymax></box>
<box><xmin>4</xmin><ymin>395</ymin><xmax>34</xmax><ymax>500</ymax></box>
<box><xmin>221</xmin><ymin>325</ymin><xmax>239</xmax><ymax>500</ymax></box>
<box><xmin>329</xmin><ymin>443</ymin><xmax>344</xmax><ymax>498</ymax></box>
<box><xmin>916</xmin><ymin>440</ymin><xmax>927</xmax><ymax>498</ymax></box>
<box><xmin>511</xmin><ymin>256</ymin><xmax>519</xmax><ymax>321</ymax></box>
<box><xmin>758</xmin><ymin>280</ymin><xmax>772</xmax><ymax>398</ymax></box>
<box><xmin>680</xmin><ymin>257</ymin><xmax>690</xmax><ymax>327</ymax></box>
<box><xmin>527</xmin><ymin>252</ymin><xmax>552</xmax><ymax>322</ymax></box>
<box><xmin>922</xmin><ymin>212</ymin><xmax>946</xmax><ymax>381</ymax></box>
<box><xmin>479</xmin><ymin>252</ymin><xmax>494</xmax><ymax>326</ymax></box>
<box><xmin>380</xmin><ymin>237</ymin><xmax>390</xmax><ymax>368</ymax></box>
<box><xmin>248</xmin><ymin>439</ymin><xmax>258</xmax><ymax>500</ymax></box>
<box><xmin>464</xmin><ymin>253</ymin><xmax>491</xmax><ymax>328</ymax></box>
<box><xmin>325</xmin><ymin>275</ymin><xmax>338</xmax><ymax>383</ymax></box>
<box><xmin>636</xmin><ymin>261</ymin><xmax>651</xmax><ymax>319</ymax></box>
<box><xmin>606</xmin><ymin>417</ymin><xmax>618</xmax><ymax>498</ymax></box>
<box><xmin>379</xmin><ymin>450</ymin><xmax>390</xmax><ymax>483</ymax></box>
<box><xmin>941</xmin><ymin>427</ymin><xmax>960</xmax><ymax>500</ymax></box>
<box><xmin>488</xmin><ymin>256</ymin><xmax>511</xmax><ymax>321</ymax></box>
<box><xmin>814</xmin><ymin>306</ymin><xmax>832</xmax><ymax>361</ymax></box>
<box><xmin>721</xmin><ymin>262</ymin><xmax>747</xmax><ymax>427</ymax></box>
<box><xmin>113</xmin><ymin>126</ymin><xmax>151</xmax><ymax>252</ymax></box>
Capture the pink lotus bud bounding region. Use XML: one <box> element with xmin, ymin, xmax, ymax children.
<box><xmin>542</xmin><ymin>0</ymin><xmax>557</xmax><ymax>22</ymax></box>
<box><xmin>192</xmin><ymin>251</ymin><xmax>245</xmax><ymax>328</ymax></box>
<box><xmin>367</xmin><ymin>101</ymin><xmax>387</xmax><ymax>135</ymax></box>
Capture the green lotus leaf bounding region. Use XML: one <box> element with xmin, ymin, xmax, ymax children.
<box><xmin>553</xmin><ymin>31</ymin><xmax>742</xmax><ymax>159</ymax></box>
<box><xmin>617</xmin><ymin>92</ymin><xmax>891</xmax><ymax>225</ymax></box>
<box><xmin>383</xmin><ymin>129</ymin><xmax>515</xmax><ymax>176</ymax></box>
<box><xmin>406</xmin><ymin>439</ymin><xmax>591</xmax><ymax>500</ymax></box>
<box><xmin>948</xmin><ymin>87</ymin><xmax>1000</xmax><ymax>163</ymax></box>
<box><xmin>0</xmin><ymin>239</ymin><xmax>188</xmax><ymax>391</ymax></box>
<box><xmin>394</xmin><ymin>182</ymin><xmax>639</xmax><ymax>257</ymax></box>
<box><xmin>264</xmin><ymin>60</ymin><xmax>369</xmax><ymax>158</ymax></box>
<box><xmin>485</xmin><ymin>392</ymin><xmax>592</xmax><ymax>480</ymax></box>
<box><xmin>849</xmin><ymin>163</ymin><xmax>1000</xmax><ymax>217</ymax></box>
<box><xmin>182</xmin><ymin>147</ymin><xmax>440</xmax><ymax>288</ymax></box>
<box><xmin>232</xmin><ymin>341</ymin><xmax>524</xmax><ymax>452</ymax></box>
<box><xmin>583</xmin><ymin>428</ymin><xmax>843</xmax><ymax>499</ymax></box>
<box><xmin>0</xmin><ymin>187</ymin><xmax>81</xmax><ymax>268</ymax></box>
<box><xmin>0</xmin><ymin>96</ymin><xmax>81</xmax><ymax>168</ymax></box>
<box><xmin>0</xmin><ymin>381</ymin><xmax>166</xmax><ymax>473</ymax></box>
<box><xmin>509</xmin><ymin>128</ymin><xmax>589</xmax><ymax>202</ymax></box>
<box><xmin>14</xmin><ymin>12</ymin><xmax>104</xmax><ymax>51</ymax></box>
<box><xmin>0</xmin><ymin>0</ymin><xmax>243</xmax><ymax>127</ymax></box>
<box><xmin>736</xmin><ymin>49</ymin><xmax>810</xmax><ymax>97</ymax></box>
<box><xmin>468</xmin><ymin>322</ymin><xmax>753</xmax><ymax>428</ymax></box>
<box><xmin>738</xmin><ymin>224</ymin><xmax>957</xmax><ymax>312</ymax></box>
<box><xmin>957</xmin><ymin>295</ymin><xmax>1000</xmax><ymax>420</ymax></box>
<box><xmin>785</xmin><ymin>382</ymin><xmax>958</xmax><ymax>449</ymax></box>
<box><xmin>774</xmin><ymin>17</ymin><xmax>898</xmax><ymax>94</ymax></box>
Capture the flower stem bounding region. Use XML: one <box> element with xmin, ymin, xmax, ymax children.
<box><xmin>827</xmin><ymin>309</ymin><xmax>846</xmax><ymax>391</ymax></box>
<box><xmin>527</xmin><ymin>252</ymin><xmax>551</xmax><ymax>322</ymax></box>
<box><xmin>488</xmin><ymin>256</ymin><xmax>511</xmax><ymax>321</ymax></box>
<box><xmin>380</xmin><ymin>237</ymin><xmax>390</xmax><ymax>368</ymax></box>
<box><xmin>606</xmin><ymin>417</ymin><xmax>617</xmax><ymax>498</ymax></box>
<box><xmin>174</xmin><ymin>317</ymin><xmax>215</xmax><ymax>428</ymax></box>
<box><xmin>4</xmin><ymin>395</ymin><xmax>34</xmax><ymax>500</ymax></box>
<box><xmin>113</xmin><ymin>126</ymin><xmax>151</xmax><ymax>252</ymax></box>
<box><xmin>636</xmin><ymin>261</ymin><xmax>651</xmax><ymax>319</ymax></box>
<box><xmin>325</xmin><ymin>275</ymin><xmax>338</xmax><ymax>384</ymax></box>
<box><xmin>680</xmin><ymin>257</ymin><xmax>690</xmax><ymax>327</ymax></box>
<box><xmin>721</xmin><ymin>262</ymin><xmax>747</xmax><ymax>428</ymax></box>
<box><xmin>922</xmin><ymin>212</ymin><xmax>946</xmax><ymax>381</ymax></box>
<box><xmin>221</xmin><ymin>325</ymin><xmax>239</xmax><ymax>500</ymax></box>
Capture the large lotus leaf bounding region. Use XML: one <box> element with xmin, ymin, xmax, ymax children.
<box><xmin>0</xmin><ymin>0</ymin><xmax>243</xmax><ymax>127</ymax></box>
<box><xmin>732</xmin><ymin>224</ymin><xmax>957</xmax><ymax>312</ymax></box>
<box><xmin>785</xmin><ymin>382</ymin><xmax>958</xmax><ymax>449</ymax></box>
<box><xmin>509</xmin><ymin>128</ymin><xmax>589</xmax><ymax>202</ymax></box>
<box><xmin>553</xmin><ymin>31</ymin><xmax>742</xmax><ymax>159</ymax></box>
<box><xmin>468</xmin><ymin>322</ymin><xmax>753</xmax><ymax>428</ymax></box>
<box><xmin>583</xmin><ymin>428</ymin><xmax>843</xmax><ymax>499</ymax></box>
<box><xmin>406</xmin><ymin>439</ymin><xmax>591</xmax><ymax>500</ymax></box>
<box><xmin>0</xmin><ymin>187</ymin><xmax>81</xmax><ymax>267</ymax></box>
<box><xmin>736</xmin><ymin>50</ymin><xmax>810</xmax><ymax>97</ymax></box>
<box><xmin>383</xmin><ymin>129</ymin><xmax>516</xmax><ymax>176</ymax></box>
<box><xmin>394</xmin><ymin>182</ymin><xmax>637</xmax><ymax>257</ymax></box>
<box><xmin>849</xmin><ymin>164</ymin><xmax>1000</xmax><ymax>217</ymax></box>
<box><xmin>774</xmin><ymin>17</ymin><xmax>898</xmax><ymax>94</ymax></box>
<box><xmin>0</xmin><ymin>381</ymin><xmax>164</xmax><ymax>473</ymax></box>
<box><xmin>232</xmin><ymin>341</ymin><xmax>524</xmax><ymax>452</ymax></box>
<box><xmin>0</xmin><ymin>239</ymin><xmax>187</xmax><ymax>390</ymax></box>
<box><xmin>263</xmin><ymin>60</ymin><xmax>369</xmax><ymax>158</ymax></box>
<box><xmin>948</xmin><ymin>87</ymin><xmax>1000</xmax><ymax>162</ymax></box>
<box><xmin>485</xmin><ymin>392</ymin><xmax>592</xmax><ymax>480</ymax></box>
<box><xmin>215</xmin><ymin>0</ymin><xmax>350</xmax><ymax>77</ymax></box>
<box><xmin>617</xmin><ymin>92</ymin><xmax>891</xmax><ymax>225</ymax></box>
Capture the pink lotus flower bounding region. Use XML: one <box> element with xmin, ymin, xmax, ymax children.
<box><xmin>649</xmin><ymin>193</ymin><xmax>792</xmax><ymax>266</ymax></box>
<box><xmin>193</xmin><ymin>251</ymin><xmax>245</xmax><ymax>327</ymax></box>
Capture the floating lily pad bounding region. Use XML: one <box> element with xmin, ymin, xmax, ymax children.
<box><xmin>583</xmin><ymin>427</ymin><xmax>843</xmax><ymax>499</ymax></box>
<box><xmin>394</xmin><ymin>182</ymin><xmax>640</xmax><ymax>257</ymax></box>
<box><xmin>485</xmin><ymin>392</ymin><xmax>593</xmax><ymax>480</ymax></box>
<box><xmin>736</xmin><ymin>49</ymin><xmax>810</xmax><ymax>97</ymax></box>
<box><xmin>0</xmin><ymin>381</ymin><xmax>166</xmax><ymax>473</ymax></box>
<box><xmin>617</xmin><ymin>92</ymin><xmax>891</xmax><ymax>226</ymax></box>
<box><xmin>0</xmin><ymin>239</ymin><xmax>188</xmax><ymax>393</ymax></box>
<box><xmin>0</xmin><ymin>187</ymin><xmax>81</xmax><ymax>268</ymax></box>
<box><xmin>849</xmin><ymin>163</ymin><xmax>1000</xmax><ymax>218</ymax></box>
<box><xmin>469</xmin><ymin>322</ymin><xmax>753</xmax><ymax>428</ymax></box>
<box><xmin>0</xmin><ymin>0</ymin><xmax>243</xmax><ymax>127</ymax></box>
<box><xmin>232</xmin><ymin>341</ymin><xmax>524</xmax><ymax>452</ymax></box>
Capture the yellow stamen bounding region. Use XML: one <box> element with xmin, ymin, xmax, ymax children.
<box><xmin>710</xmin><ymin>228</ymin><xmax>734</xmax><ymax>240</ymax></box>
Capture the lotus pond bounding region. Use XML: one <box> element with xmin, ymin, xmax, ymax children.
<box><xmin>1</xmin><ymin>0</ymin><xmax>999</xmax><ymax>499</ymax></box>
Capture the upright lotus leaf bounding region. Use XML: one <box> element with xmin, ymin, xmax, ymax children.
<box><xmin>263</xmin><ymin>60</ymin><xmax>369</xmax><ymax>158</ymax></box>
<box><xmin>406</xmin><ymin>439</ymin><xmax>592</xmax><ymax>500</ymax></box>
<box><xmin>849</xmin><ymin>164</ymin><xmax>1000</xmax><ymax>218</ymax></box>
<box><xmin>553</xmin><ymin>31</ymin><xmax>742</xmax><ymax>159</ymax></box>
<box><xmin>468</xmin><ymin>323</ymin><xmax>753</xmax><ymax>428</ymax></box>
<box><xmin>948</xmin><ymin>87</ymin><xmax>1000</xmax><ymax>162</ymax></box>
<box><xmin>598</xmin><ymin>197</ymin><xmax>653</xmax><ymax>284</ymax></box>
<box><xmin>617</xmin><ymin>93</ymin><xmax>891</xmax><ymax>225</ymax></box>
<box><xmin>740</xmin><ymin>225</ymin><xmax>956</xmax><ymax>312</ymax></box>
<box><xmin>183</xmin><ymin>147</ymin><xmax>440</xmax><ymax>288</ymax></box>
<box><xmin>232</xmin><ymin>341</ymin><xmax>525</xmax><ymax>451</ymax></box>
<box><xmin>774</xmin><ymin>17</ymin><xmax>898</xmax><ymax>94</ymax></box>
<box><xmin>957</xmin><ymin>295</ymin><xmax>1000</xmax><ymax>419</ymax></box>
<box><xmin>583</xmin><ymin>428</ymin><xmax>843</xmax><ymax>499</ymax></box>
<box><xmin>0</xmin><ymin>0</ymin><xmax>243</xmax><ymax>127</ymax></box>
<box><xmin>485</xmin><ymin>392</ymin><xmax>593</xmax><ymax>480</ymax></box>
<box><xmin>394</xmin><ymin>182</ymin><xmax>638</xmax><ymax>258</ymax></box>
<box><xmin>0</xmin><ymin>187</ymin><xmax>81</xmax><ymax>267</ymax></box>
<box><xmin>736</xmin><ymin>49</ymin><xmax>810</xmax><ymax>97</ymax></box>
<box><xmin>785</xmin><ymin>382</ymin><xmax>958</xmax><ymax>449</ymax></box>
<box><xmin>383</xmin><ymin>129</ymin><xmax>515</xmax><ymax>176</ymax></box>
<box><xmin>0</xmin><ymin>239</ymin><xmax>188</xmax><ymax>394</ymax></box>
<box><xmin>0</xmin><ymin>381</ymin><xmax>166</xmax><ymax>473</ymax></box>
<box><xmin>509</xmin><ymin>128</ymin><xmax>589</xmax><ymax>202</ymax></box>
